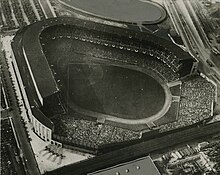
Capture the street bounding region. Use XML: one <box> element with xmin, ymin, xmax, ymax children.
<box><xmin>164</xmin><ymin>0</ymin><xmax>220</xmax><ymax>100</ymax></box>
<box><xmin>1</xmin><ymin>35</ymin><xmax>41</xmax><ymax>175</ymax></box>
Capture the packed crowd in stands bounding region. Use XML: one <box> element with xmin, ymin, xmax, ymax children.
<box><xmin>41</xmin><ymin>26</ymin><xmax>180</xmax><ymax>82</ymax></box>
<box><xmin>1</xmin><ymin>119</ymin><xmax>19</xmax><ymax>175</ymax></box>
<box><xmin>52</xmin><ymin>114</ymin><xmax>140</xmax><ymax>147</ymax></box>
<box><xmin>160</xmin><ymin>76</ymin><xmax>216</xmax><ymax>132</ymax></box>
<box><xmin>42</xmin><ymin>25</ymin><xmax>181</xmax><ymax>72</ymax></box>
<box><xmin>0</xmin><ymin>0</ymin><xmax>45</xmax><ymax>30</ymax></box>
<box><xmin>39</xmin><ymin>23</ymin><xmax>217</xmax><ymax>135</ymax></box>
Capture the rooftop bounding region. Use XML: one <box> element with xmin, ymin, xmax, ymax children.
<box><xmin>88</xmin><ymin>156</ymin><xmax>160</xmax><ymax>175</ymax></box>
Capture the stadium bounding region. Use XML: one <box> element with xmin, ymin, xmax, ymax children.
<box><xmin>11</xmin><ymin>17</ymin><xmax>216</xmax><ymax>154</ymax></box>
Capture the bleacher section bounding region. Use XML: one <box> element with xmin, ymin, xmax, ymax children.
<box><xmin>160</xmin><ymin>76</ymin><xmax>216</xmax><ymax>132</ymax></box>
<box><xmin>42</xmin><ymin>25</ymin><xmax>182</xmax><ymax>72</ymax></box>
<box><xmin>52</xmin><ymin>114</ymin><xmax>140</xmax><ymax>149</ymax></box>
<box><xmin>179</xmin><ymin>76</ymin><xmax>215</xmax><ymax>122</ymax></box>
<box><xmin>40</xmin><ymin>25</ymin><xmax>180</xmax><ymax>83</ymax></box>
<box><xmin>38</xmin><ymin>23</ymin><xmax>185</xmax><ymax>150</ymax></box>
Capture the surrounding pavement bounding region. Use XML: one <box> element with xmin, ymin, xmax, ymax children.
<box><xmin>1</xmin><ymin>35</ymin><xmax>41</xmax><ymax>175</ymax></box>
<box><xmin>164</xmin><ymin>0</ymin><xmax>220</xmax><ymax>114</ymax></box>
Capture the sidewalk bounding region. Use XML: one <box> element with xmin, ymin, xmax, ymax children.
<box><xmin>1</xmin><ymin>34</ymin><xmax>91</xmax><ymax>174</ymax></box>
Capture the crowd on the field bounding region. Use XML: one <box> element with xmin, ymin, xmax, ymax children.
<box><xmin>53</xmin><ymin>114</ymin><xmax>140</xmax><ymax>147</ymax></box>
<box><xmin>160</xmin><ymin>76</ymin><xmax>216</xmax><ymax>132</ymax></box>
<box><xmin>0</xmin><ymin>0</ymin><xmax>45</xmax><ymax>30</ymax></box>
<box><xmin>41</xmin><ymin>26</ymin><xmax>180</xmax><ymax>82</ymax></box>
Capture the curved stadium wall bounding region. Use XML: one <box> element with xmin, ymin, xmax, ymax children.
<box><xmin>11</xmin><ymin>17</ymin><xmax>195</xmax><ymax>152</ymax></box>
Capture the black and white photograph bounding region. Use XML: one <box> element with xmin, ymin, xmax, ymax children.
<box><xmin>0</xmin><ymin>0</ymin><xmax>220</xmax><ymax>174</ymax></box>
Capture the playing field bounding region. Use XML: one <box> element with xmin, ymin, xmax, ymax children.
<box><xmin>41</xmin><ymin>37</ymin><xmax>166</xmax><ymax>120</ymax></box>
<box><xmin>64</xmin><ymin>63</ymin><xmax>165</xmax><ymax>119</ymax></box>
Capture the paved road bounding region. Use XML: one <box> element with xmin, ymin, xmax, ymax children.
<box><xmin>46</xmin><ymin>121</ymin><xmax>220</xmax><ymax>175</ymax></box>
<box><xmin>0</xmin><ymin>37</ymin><xmax>40</xmax><ymax>175</ymax></box>
<box><xmin>165</xmin><ymin>0</ymin><xmax>220</xmax><ymax>80</ymax></box>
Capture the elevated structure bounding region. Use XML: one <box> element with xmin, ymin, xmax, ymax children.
<box><xmin>11</xmin><ymin>17</ymin><xmax>196</xmax><ymax>151</ymax></box>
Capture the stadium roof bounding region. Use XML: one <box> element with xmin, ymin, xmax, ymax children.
<box><xmin>21</xmin><ymin>23</ymin><xmax>59</xmax><ymax>98</ymax></box>
<box><xmin>88</xmin><ymin>156</ymin><xmax>161</xmax><ymax>175</ymax></box>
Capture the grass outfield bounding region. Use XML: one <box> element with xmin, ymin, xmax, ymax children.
<box><xmin>65</xmin><ymin>63</ymin><xmax>165</xmax><ymax>119</ymax></box>
<box><xmin>42</xmin><ymin>38</ymin><xmax>166</xmax><ymax>120</ymax></box>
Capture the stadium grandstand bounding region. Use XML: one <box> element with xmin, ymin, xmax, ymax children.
<box><xmin>159</xmin><ymin>75</ymin><xmax>216</xmax><ymax>132</ymax></box>
<box><xmin>11</xmin><ymin>17</ymin><xmax>216</xmax><ymax>155</ymax></box>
